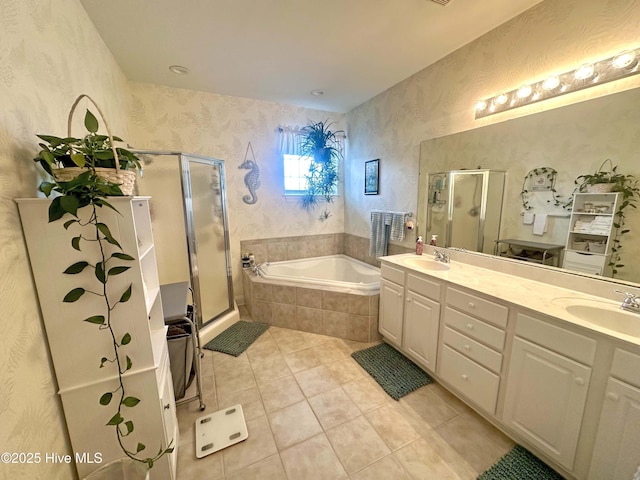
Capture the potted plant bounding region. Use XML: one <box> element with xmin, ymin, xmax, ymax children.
<box><xmin>573</xmin><ymin>158</ymin><xmax>640</xmax><ymax>276</ymax></box>
<box><xmin>32</xmin><ymin>95</ymin><xmax>171</xmax><ymax>470</ymax></box>
<box><xmin>34</xmin><ymin>95</ymin><xmax>141</xmax><ymax>196</ymax></box>
<box><xmin>298</xmin><ymin>120</ymin><xmax>344</xmax><ymax>220</ymax></box>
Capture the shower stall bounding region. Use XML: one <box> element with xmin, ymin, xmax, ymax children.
<box><xmin>425</xmin><ymin>169</ymin><xmax>506</xmax><ymax>253</ymax></box>
<box><xmin>134</xmin><ymin>151</ymin><xmax>235</xmax><ymax>330</ymax></box>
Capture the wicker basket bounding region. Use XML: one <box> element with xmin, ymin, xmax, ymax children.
<box><xmin>53</xmin><ymin>167</ymin><xmax>136</xmax><ymax>195</ymax></box>
<box><xmin>586</xmin><ymin>183</ymin><xmax>615</xmax><ymax>193</ymax></box>
<box><xmin>52</xmin><ymin>94</ymin><xmax>136</xmax><ymax>195</ymax></box>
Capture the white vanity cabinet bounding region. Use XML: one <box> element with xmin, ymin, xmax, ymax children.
<box><xmin>379</xmin><ymin>263</ymin><xmax>442</xmax><ymax>371</ymax></box>
<box><xmin>588</xmin><ymin>349</ymin><xmax>640</xmax><ymax>480</ymax></box>
<box><xmin>503</xmin><ymin>313</ymin><xmax>596</xmax><ymax>471</ymax></box>
<box><xmin>402</xmin><ymin>273</ymin><xmax>441</xmax><ymax>370</ymax></box>
<box><xmin>17</xmin><ymin>197</ymin><xmax>177</xmax><ymax>480</ymax></box>
<box><xmin>379</xmin><ymin>264</ymin><xmax>406</xmax><ymax>347</ymax></box>
<box><xmin>438</xmin><ymin>287</ymin><xmax>508</xmax><ymax>414</ymax></box>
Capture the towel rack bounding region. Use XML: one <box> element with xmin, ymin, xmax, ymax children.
<box><xmin>372</xmin><ymin>210</ymin><xmax>412</xmax><ymax>217</ymax></box>
<box><xmin>520</xmin><ymin>212</ymin><xmax>570</xmax><ymax>218</ymax></box>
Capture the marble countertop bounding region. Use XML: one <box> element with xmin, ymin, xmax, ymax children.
<box><xmin>380</xmin><ymin>253</ymin><xmax>640</xmax><ymax>348</ymax></box>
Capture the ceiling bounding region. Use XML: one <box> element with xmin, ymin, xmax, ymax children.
<box><xmin>80</xmin><ymin>0</ymin><xmax>543</xmax><ymax>113</ymax></box>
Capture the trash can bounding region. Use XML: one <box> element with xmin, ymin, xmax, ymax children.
<box><xmin>167</xmin><ymin>319</ymin><xmax>194</xmax><ymax>400</ymax></box>
<box><xmin>83</xmin><ymin>458</ymin><xmax>149</xmax><ymax>480</ymax></box>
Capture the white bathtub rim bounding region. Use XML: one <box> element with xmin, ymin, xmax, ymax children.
<box><xmin>250</xmin><ymin>254</ymin><xmax>380</xmax><ymax>295</ymax></box>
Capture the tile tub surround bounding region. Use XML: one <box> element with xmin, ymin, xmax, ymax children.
<box><xmin>243</xmin><ymin>270</ymin><xmax>380</xmax><ymax>343</ymax></box>
<box><xmin>175</xmin><ymin>310</ymin><xmax>514</xmax><ymax>479</ymax></box>
<box><xmin>240</xmin><ymin>233</ymin><xmax>345</xmax><ymax>264</ymax></box>
<box><xmin>239</xmin><ymin>233</ymin><xmax>413</xmax><ymax>269</ymax></box>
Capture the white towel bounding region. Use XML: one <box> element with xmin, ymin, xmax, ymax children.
<box><xmin>533</xmin><ymin>213</ymin><xmax>548</xmax><ymax>236</ymax></box>
<box><xmin>523</xmin><ymin>212</ymin><xmax>534</xmax><ymax>225</ymax></box>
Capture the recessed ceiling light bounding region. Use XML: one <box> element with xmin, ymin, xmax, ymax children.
<box><xmin>169</xmin><ymin>65</ymin><xmax>189</xmax><ymax>75</ymax></box>
<box><xmin>310</xmin><ymin>89</ymin><xmax>325</xmax><ymax>96</ymax></box>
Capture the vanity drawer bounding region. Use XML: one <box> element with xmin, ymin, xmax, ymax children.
<box><xmin>611</xmin><ymin>349</ymin><xmax>640</xmax><ymax>388</ymax></box>
<box><xmin>515</xmin><ymin>313</ymin><xmax>596</xmax><ymax>366</ymax></box>
<box><xmin>407</xmin><ymin>273</ymin><xmax>441</xmax><ymax>301</ymax></box>
<box><xmin>439</xmin><ymin>345</ymin><xmax>500</xmax><ymax>414</ymax></box>
<box><xmin>446</xmin><ymin>288</ymin><xmax>508</xmax><ymax>328</ymax></box>
<box><xmin>381</xmin><ymin>263</ymin><xmax>405</xmax><ymax>285</ymax></box>
<box><xmin>443</xmin><ymin>326</ymin><xmax>503</xmax><ymax>374</ymax></box>
<box><xmin>444</xmin><ymin>307</ymin><xmax>506</xmax><ymax>351</ymax></box>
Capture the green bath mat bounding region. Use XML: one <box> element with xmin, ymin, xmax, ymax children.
<box><xmin>203</xmin><ymin>321</ymin><xmax>269</xmax><ymax>356</ymax></box>
<box><xmin>477</xmin><ymin>445</ymin><xmax>564</xmax><ymax>480</ymax></box>
<box><xmin>351</xmin><ymin>343</ymin><xmax>432</xmax><ymax>400</ymax></box>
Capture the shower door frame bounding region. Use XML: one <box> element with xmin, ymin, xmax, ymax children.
<box><xmin>133</xmin><ymin>150</ymin><xmax>234</xmax><ymax>328</ymax></box>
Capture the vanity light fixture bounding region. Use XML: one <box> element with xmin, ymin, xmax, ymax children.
<box><xmin>475</xmin><ymin>46</ymin><xmax>640</xmax><ymax>119</ymax></box>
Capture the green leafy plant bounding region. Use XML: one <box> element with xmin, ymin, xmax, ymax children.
<box><xmin>572</xmin><ymin>159</ymin><xmax>639</xmax><ymax>276</ymax></box>
<box><xmin>35</xmin><ymin>107</ymin><xmax>171</xmax><ymax>468</ymax></box>
<box><xmin>298</xmin><ymin>120</ymin><xmax>344</xmax><ymax>220</ymax></box>
<box><xmin>520</xmin><ymin>167</ymin><xmax>566</xmax><ymax>210</ymax></box>
<box><xmin>34</xmin><ymin>109</ymin><xmax>141</xmax><ymax>176</ymax></box>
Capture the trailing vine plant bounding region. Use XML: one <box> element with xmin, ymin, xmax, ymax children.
<box><xmin>36</xmin><ymin>109</ymin><xmax>172</xmax><ymax>468</ymax></box>
<box><xmin>520</xmin><ymin>167</ymin><xmax>567</xmax><ymax>210</ymax></box>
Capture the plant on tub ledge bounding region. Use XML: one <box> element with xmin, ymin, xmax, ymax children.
<box><xmin>298</xmin><ymin>120</ymin><xmax>344</xmax><ymax>221</ymax></box>
<box><xmin>33</xmin><ymin>95</ymin><xmax>172</xmax><ymax>470</ymax></box>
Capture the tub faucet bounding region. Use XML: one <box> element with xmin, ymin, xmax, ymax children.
<box><xmin>615</xmin><ymin>290</ymin><xmax>640</xmax><ymax>314</ymax></box>
<box><xmin>251</xmin><ymin>262</ymin><xmax>268</xmax><ymax>277</ymax></box>
<box><xmin>434</xmin><ymin>249</ymin><xmax>450</xmax><ymax>263</ymax></box>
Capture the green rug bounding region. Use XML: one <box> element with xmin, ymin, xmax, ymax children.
<box><xmin>477</xmin><ymin>445</ymin><xmax>564</xmax><ymax>480</ymax></box>
<box><xmin>351</xmin><ymin>343</ymin><xmax>432</xmax><ymax>400</ymax></box>
<box><xmin>203</xmin><ymin>321</ymin><xmax>269</xmax><ymax>356</ymax></box>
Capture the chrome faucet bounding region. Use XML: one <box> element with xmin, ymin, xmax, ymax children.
<box><xmin>615</xmin><ymin>290</ymin><xmax>640</xmax><ymax>314</ymax></box>
<box><xmin>434</xmin><ymin>249</ymin><xmax>450</xmax><ymax>263</ymax></box>
<box><xmin>251</xmin><ymin>261</ymin><xmax>269</xmax><ymax>277</ymax></box>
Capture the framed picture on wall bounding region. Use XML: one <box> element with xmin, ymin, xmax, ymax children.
<box><xmin>364</xmin><ymin>159</ymin><xmax>379</xmax><ymax>195</ymax></box>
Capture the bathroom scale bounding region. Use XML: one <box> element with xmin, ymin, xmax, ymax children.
<box><xmin>195</xmin><ymin>404</ymin><xmax>248</xmax><ymax>458</ymax></box>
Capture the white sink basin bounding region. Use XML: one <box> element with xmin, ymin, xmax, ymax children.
<box><xmin>402</xmin><ymin>256</ymin><xmax>450</xmax><ymax>271</ymax></box>
<box><xmin>552</xmin><ymin>297</ymin><xmax>640</xmax><ymax>337</ymax></box>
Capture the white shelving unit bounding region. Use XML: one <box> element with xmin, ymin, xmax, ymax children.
<box><xmin>17</xmin><ymin>197</ymin><xmax>178</xmax><ymax>480</ymax></box>
<box><xmin>563</xmin><ymin>192</ymin><xmax>620</xmax><ymax>276</ymax></box>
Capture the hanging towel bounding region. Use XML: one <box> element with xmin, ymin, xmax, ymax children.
<box><xmin>370</xmin><ymin>211</ymin><xmax>390</xmax><ymax>258</ymax></box>
<box><xmin>523</xmin><ymin>212</ymin><xmax>534</xmax><ymax>225</ymax></box>
<box><xmin>389</xmin><ymin>213</ymin><xmax>405</xmax><ymax>241</ymax></box>
<box><xmin>533</xmin><ymin>213</ymin><xmax>548</xmax><ymax>236</ymax></box>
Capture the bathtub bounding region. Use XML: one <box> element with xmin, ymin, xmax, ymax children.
<box><xmin>260</xmin><ymin>254</ymin><xmax>380</xmax><ymax>295</ymax></box>
<box><xmin>243</xmin><ymin>255</ymin><xmax>381</xmax><ymax>342</ymax></box>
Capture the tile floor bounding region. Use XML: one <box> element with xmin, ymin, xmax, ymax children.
<box><xmin>175</xmin><ymin>310</ymin><xmax>514</xmax><ymax>479</ymax></box>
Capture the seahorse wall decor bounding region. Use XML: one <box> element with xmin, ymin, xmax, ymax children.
<box><xmin>239</xmin><ymin>142</ymin><xmax>260</xmax><ymax>204</ymax></box>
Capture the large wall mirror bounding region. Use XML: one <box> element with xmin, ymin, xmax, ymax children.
<box><xmin>418</xmin><ymin>86</ymin><xmax>640</xmax><ymax>284</ymax></box>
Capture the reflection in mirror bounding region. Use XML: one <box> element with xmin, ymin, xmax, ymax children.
<box><xmin>418</xmin><ymin>87</ymin><xmax>640</xmax><ymax>284</ymax></box>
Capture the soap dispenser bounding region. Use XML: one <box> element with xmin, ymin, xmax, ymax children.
<box><xmin>416</xmin><ymin>236</ymin><xmax>423</xmax><ymax>255</ymax></box>
<box><xmin>430</xmin><ymin>235</ymin><xmax>438</xmax><ymax>246</ymax></box>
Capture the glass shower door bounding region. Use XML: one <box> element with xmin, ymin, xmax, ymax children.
<box><xmin>181</xmin><ymin>155</ymin><xmax>233</xmax><ymax>325</ymax></box>
<box><xmin>449</xmin><ymin>172</ymin><xmax>484</xmax><ymax>251</ymax></box>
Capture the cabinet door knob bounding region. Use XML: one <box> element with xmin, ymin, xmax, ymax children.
<box><xmin>461</xmin><ymin>374</ymin><xmax>468</xmax><ymax>381</ymax></box>
<box><xmin>466</xmin><ymin>323</ymin><xmax>474</xmax><ymax>330</ymax></box>
<box><xmin>606</xmin><ymin>392</ymin><xmax>619</xmax><ymax>402</ymax></box>
<box><xmin>574</xmin><ymin>377</ymin><xmax>585</xmax><ymax>386</ymax></box>
<box><xmin>468</xmin><ymin>302</ymin><xmax>475</xmax><ymax>308</ymax></box>
<box><xmin>464</xmin><ymin>344</ymin><xmax>471</xmax><ymax>350</ymax></box>
<box><xmin>164</xmin><ymin>403</ymin><xmax>171</xmax><ymax>410</ymax></box>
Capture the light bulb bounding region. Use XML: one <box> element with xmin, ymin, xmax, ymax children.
<box><xmin>495</xmin><ymin>93</ymin><xmax>509</xmax><ymax>105</ymax></box>
<box><xmin>575</xmin><ymin>63</ymin><xmax>595</xmax><ymax>80</ymax></box>
<box><xmin>612</xmin><ymin>50</ymin><xmax>637</xmax><ymax>69</ymax></box>
<box><xmin>516</xmin><ymin>85</ymin><xmax>532</xmax><ymax>99</ymax></box>
<box><xmin>543</xmin><ymin>76</ymin><xmax>560</xmax><ymax>90</ymax></box>
<box><xmin>475</xmin><ymin>100</ymin><xmax>488</xmax><ymax>111</ymax></box>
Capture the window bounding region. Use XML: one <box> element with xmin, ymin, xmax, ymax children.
<box><xmin>283</xmin><ymin>154</ymin><xmax>339</xmax><ymax>196</ymax></box>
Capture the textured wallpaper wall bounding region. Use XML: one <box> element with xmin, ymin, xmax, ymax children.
<box><xmin>127</xmin><ymin>82</ymin><xmax>345</xmax><ymax>297</ymax></box>
<box><xmin>0</xmin><ymin>0</ymin><xmax>131</xmax><ymax>478</ymax></box>
<box><xmin>345</xmin><ymin>0</ymin><xmax>640</xmax><ymax>281</ymax></box>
